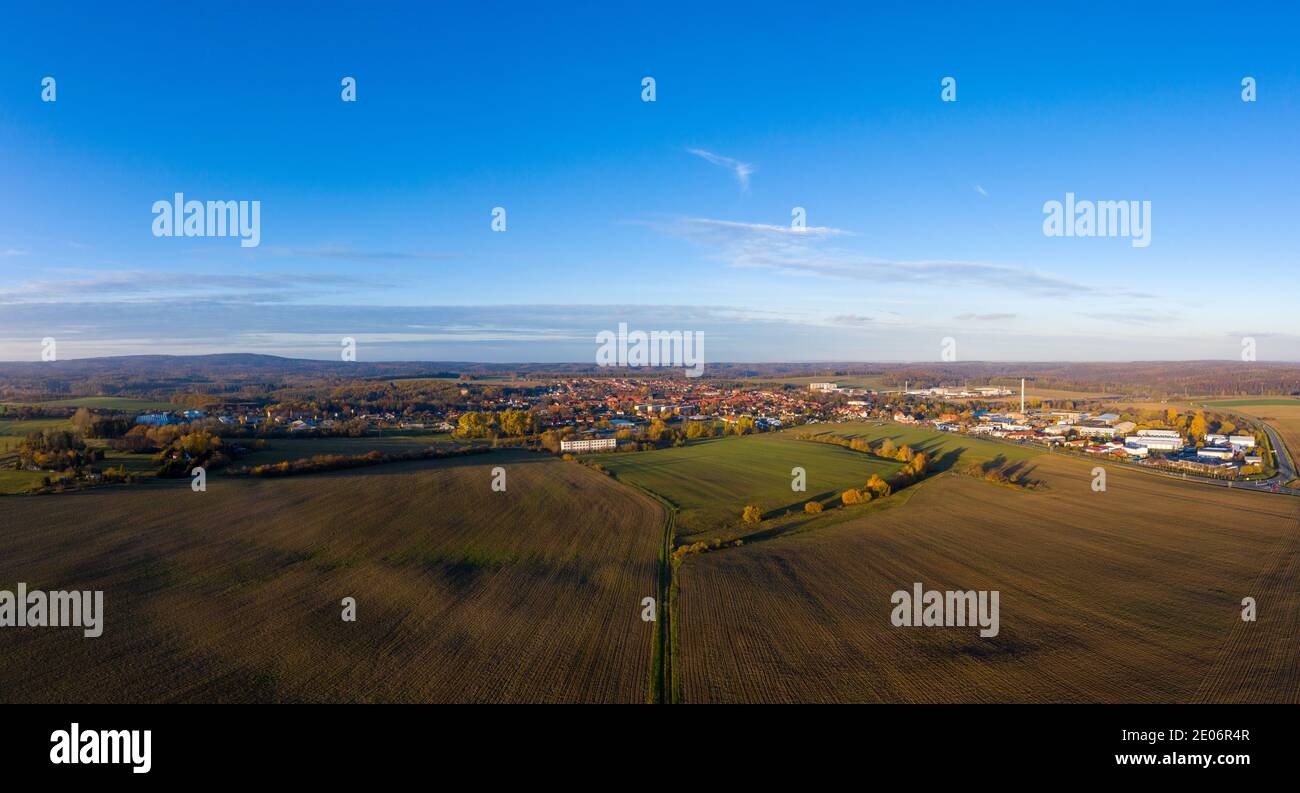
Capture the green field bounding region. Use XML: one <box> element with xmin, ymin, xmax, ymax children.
<box><xmin>233</xmin><ymin>433</ymin><xmax>457</xmax><ymax>468</ymax></box>
<box><xmin>589</xmin><ymin>422</ymin><xmax>1047</xmax><ymax>544</ymax></box>
<box><xmin>587</xmin><ymin>429</ymin><xmax>905</xmax><ymax>541</ymax></box>
<box><xmin>0</xmin><ymin>468</ymin><xmax>49</xmax><ymax>493</ymax></box>
<box><xmin>819</xmin><ymin>422</ymin><xmax>1043</xmax><ymax>466</ymax></box>
<box><xmin>0</xmin><ymin>423</ymin><xmax>460</xmax><ymax>493</ymax></box>
<box><xmin>34</xmin><ymin>397</ymin><xmax>182</xmax><ymax>410</ymax></box>
<box><xmin>1202</xmin><ymin>399</ymin><xmax>1300</xmax><ymax>407</ymax></box>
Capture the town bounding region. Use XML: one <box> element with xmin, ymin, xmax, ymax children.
<box><xmin>7</xmin><ymin>369</ymin><xmax>1271</xmax><ymax>490</ymax></box>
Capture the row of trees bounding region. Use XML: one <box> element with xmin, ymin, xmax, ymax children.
<box><xmin>229</xmin><ymin>445</ymin><xmax>490</xmax><ymax>478</ymax></box>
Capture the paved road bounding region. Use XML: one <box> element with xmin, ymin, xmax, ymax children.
<box><xmin>1256</xmin><ymin>422</ymin><xmax>1296</xmax><ymax>491</ymax></box>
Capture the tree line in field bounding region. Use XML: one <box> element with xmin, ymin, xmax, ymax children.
<box><xmin>227</xmin><ymin>445</ymin><xmax>491</xmax><ymax>478</ymax></box>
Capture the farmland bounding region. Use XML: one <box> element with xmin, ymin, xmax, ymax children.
<box><xmin>232</xmin><ymin>432</ymin><xmax>457</xmax><ymax>468</ymax></box>
<box><xmin>588</xmin><ymin>430</ymin><xmax>909</xmax><ymax>542</ymax></box>
<box><xmin>33</xmin><ymin>397</ymin><xmax>182</xmax><ymax>411</ymax></box>
<box><xmin>0</xmin><ymin>451</ymin><xmax>663</xmax><ymax>703</ymax></box>
<box><xmin>675</xmin><ymin>449</ymin><xmax>1299</xmax><ymax>703</ymax></box>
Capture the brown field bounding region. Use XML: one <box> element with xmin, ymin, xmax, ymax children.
<box><xmin>0</xmin><ymin>451</ymin><xmax>663</xmax><ymax>703</ymax></box>
<box><xmin>677</xmin><ymin>453</ymin><xmax>1300</xmax><ymax>703</ymax></box>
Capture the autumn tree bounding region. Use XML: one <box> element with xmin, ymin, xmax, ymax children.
<box><xmin>72</xmin><ymin>407</ymin><xmax>94</xmax><ymax>434</ymax></box>
<box><xmin>742</xmin><ymin>505</ymin><xmax>763</xmax><ymax>524</ymax></box>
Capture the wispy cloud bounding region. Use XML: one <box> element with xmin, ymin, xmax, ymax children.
<box><xmin>974</xmin><ymin>185</ymin><xmax>989</xmax><ymax>197</ymax></box>
<box><xmin>665</xmin><ymin>216</ymin><xmax>1162</xmax><ymax>302</ymax></box>
<box><xmin>1078</xmin><ymin>311</ymin><xmax>1171</xmax><ymax>326</ymax></box>
<box><xmin>956</xmin><ymin>312</ymin><xmax>1016</xmax><ymax>321</ymax></box>
<box><xmin>0</xmin><ymin>271</ymin><xmax>381</xmax><ymax>305</ymax></box>
<box><xmin>687</xmin><ymin>148</ymin><xmax>755</xmax><ymax>192</ymax></box>
<box><xmin>261</xmin><ymin>244</ymin><xmax>459</xmax><ymax>262</ymax></box>
<box><xmin>666</xmin><ymin>215</ymin><xmax>1140</xmax><ymax>299</ymax></box>
<box><xmin>829</xmin><ymin>314</ymin><xmax>876</xmax><ymax>326</ymax></box>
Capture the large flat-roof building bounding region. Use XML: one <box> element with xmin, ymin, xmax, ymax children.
<box><xmin>560</xmin><ymin>437</ymin><xmax>618</xmax><ymax>453</ymax></box>
<box><xmin>1125</xmin><ymin>435</ymin><xmax>1183</xmax><ymax>451</ymax></box>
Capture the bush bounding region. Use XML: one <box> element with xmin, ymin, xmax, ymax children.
<box><xmin>841</xmin><ymin>488</ymin><xmax>870</xmax><ymax>505</ymax></box>
<box><xmin>803</xmin><ymin>500</ymin><xmax>823</xmax><ymax>514</ymax></box>
<box><xmin>741</xmin><ymin>505</ymin><xmax>763</xmax><ymax>525</ymax></box>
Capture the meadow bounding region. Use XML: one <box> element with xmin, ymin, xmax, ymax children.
<box><xmin>232</xmin><ymin>432</ymin><xmax>457</xmax><ymax>468</ymax></box>
<box><xmin>675</xmin><ymin>448</ymin><xmax>1299</xmax><ymax>703</ymax></box>
<box><xmin>0</xmin><ymin>451</ymin><xmax>663</xmax><ymax>703</ymax></box>
<box><xmin>34</xmin><ymin>397</ymin><xmax>182</xmax><ymax>411</ymax></box>
<box><xmin>588</xmin><ymin>430</ymin><xmax>907</xmax><ymax>542</ymax></box>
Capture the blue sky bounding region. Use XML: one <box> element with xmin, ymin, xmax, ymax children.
<box><xmin>2</xmin><ymin>1</ymin><xmax>1298</xmax><ymax>362</ymax></box>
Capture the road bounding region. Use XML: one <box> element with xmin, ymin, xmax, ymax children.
<box><xmin>962</xmin><ymin>423</ymin><xmax>1300</xmax><ymax>497</ymax></box>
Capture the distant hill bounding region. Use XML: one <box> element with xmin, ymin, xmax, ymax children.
<box><xmin>3</xmin><ymin>354</ymin><xmax>1300</xmax><ymax>403</ymax></box>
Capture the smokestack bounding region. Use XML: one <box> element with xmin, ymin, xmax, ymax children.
<box><xmin>1020</xmin><ymin>378</ymin><xmax>1025</xmax><ymax>414</ymax></box>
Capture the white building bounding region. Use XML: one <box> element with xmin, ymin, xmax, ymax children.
<box><xmin>1228</xmin><ymin>435</ymin><xmax>1257</xmax><ymax>449</ymax></box>
<box><xmin>809</xmin><ymin>382</ymin><xmax>839</xmax><ymax>392</ymax></box>
<box><xmin>1137</xmin><ymin>429</ymin><xmax>1181</xmax><ymax>438</ymax></box>
<box><xmin>1125</xmin><ymin>435</ymin><xmax>1183</xmax><ymax>451</ymax></box>
<box><xmin>1075</xmin><ymin>424</ymin><xmax>1121</xmax><ymax>437</ymax></box>
<box><xmin>560</xmin><ymin>437</ymin><xmax>618</xmax><ymax>453</ymax></box>
<box><xmin>1197</xmin><ymin>446</ymin><xmax>1235</xmax><ymax>460</ymax></box>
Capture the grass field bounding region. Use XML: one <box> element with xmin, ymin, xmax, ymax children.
<box><xmin>587</xmin><ymin>430</ymin><xmax>905</xmax><ymax>542</ymax></box>
<box><xmin>676</xmin><ymin>449</ymin><xmax>1299</xmax><ymax>703</ymax></box>
<box><xmin>233</xmin><ymin>433</ymin><xmax>457</xmax><ymax>468</ymax></box>
<box><xmin>1203</xmin><ymin>399</ymin><xmax>1300</xmax><ymax>407</ymax></box>
<box><xmin>0</xmin><ymin>422</ymin><xmax>458</xmax><ymax>493</ymax></box>
<box><xmin>589</xmin><ymin>424</ymin><xmax>1044</xmax><ymax>545</ymax></box>
<box><xmin>34</xmin><ymin>397</ymin><xmax>181</xmax><ymax>411</ymax></box>
<box><xmin>0</xmin><ymin>451</ymin><xmax>663</xmax><ymax>703</ymax></box>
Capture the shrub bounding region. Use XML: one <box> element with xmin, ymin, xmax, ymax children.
<box><xmin>741</xmin><ymin>505</ymin><xmax>763</xmax><ymax>524</ymax></box>
<box><xmin>803</xmin><ymin>500</ymin><xmax>823</xmax><ymax>514</ymax></box>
